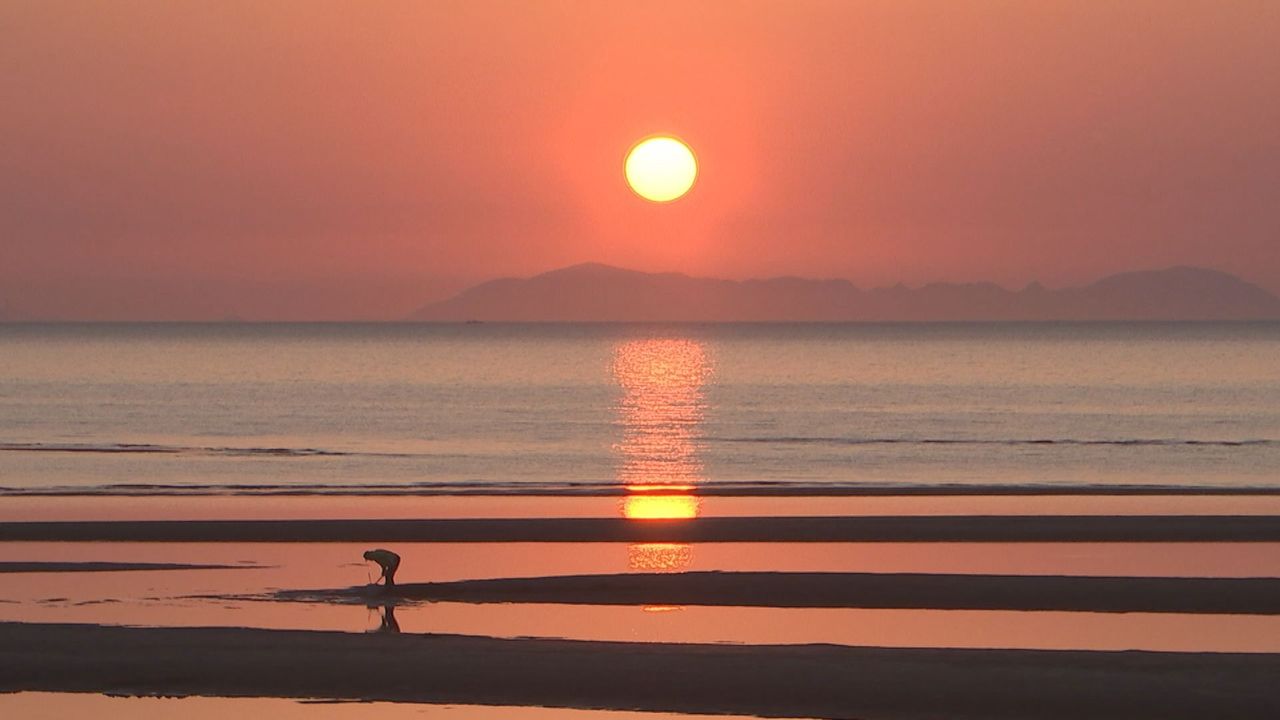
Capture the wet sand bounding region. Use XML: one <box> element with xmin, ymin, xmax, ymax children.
<box><xmin>283</xmin><ymin>570</ymin><xmax>1280</xmax><ymax>614</ymax></box>
<box><xmin>0</xmin><ymin>693</ymin><xmax>768</xmax><ymax>720</ymax></box>
<box><xmin>9</xmin><ymin>543</ymin><xmax>1280</xmax><ymax>650</ymax></box>
<box><xmin>4</xmin><ymin>514</ymin><xmax>1280</xmax><ymax>542</ymax></box>
<box><xmin>6</xmin><ymin>513</ymin><xmax>1280</xmax><ymax>715</ymax></box>
<box><xmin>2</xmin><ymin>621</ymin><xmax>1277</xmax><ymax>719</ymax></box>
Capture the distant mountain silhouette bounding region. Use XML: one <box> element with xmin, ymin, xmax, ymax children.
<box><xmin>410</xmin><ymin>263</ymin><xmax>1280</xmax><ymax>322</ymax></box>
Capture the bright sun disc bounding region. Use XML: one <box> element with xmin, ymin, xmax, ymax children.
<box><xmin>625</xmin><ymin>136</ymin><xmax>697</xmax><ymax>202</ymax></box>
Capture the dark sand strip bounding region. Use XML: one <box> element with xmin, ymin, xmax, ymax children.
<box><xmin>284</xmin><ymin>571</ymin><xmax>1280</xmax><ymax>614</ymax></box>
<box><xmin>0</xmin><ymin>562</ymin><xmax>258</xmax><ymax>573</ymax></box>
<box><xmin>4</xmin><ymin>515</ymin><xmax>1280</xmax><ymax>542</ymax></box>
<box><xmin>1</xmin><ymin>622</ymin><xmax>1276</xmax><ymax>719</ymax></box>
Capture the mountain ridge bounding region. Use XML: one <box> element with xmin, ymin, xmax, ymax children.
<box><xmin>410</xmin><ymin>264</ymin><xmax>1280</xmax><ymax>322</ymax></box>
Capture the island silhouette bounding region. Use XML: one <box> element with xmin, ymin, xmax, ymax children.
<box><xmin>411</xmin><ymin>263</ymin><xmax>1280</xmax><ymax>322</ymax></box>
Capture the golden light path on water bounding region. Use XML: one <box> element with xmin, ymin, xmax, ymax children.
<box><xmin>611</xmin><ymin>338</ymin><xmax>711</xmax><ymax>573</ymax></box>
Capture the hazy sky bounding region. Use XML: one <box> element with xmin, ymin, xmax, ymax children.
<box><xmin>3</xmin><ymin>1</ymin><xmax>1278</xmax><ymax>319</ymax></box>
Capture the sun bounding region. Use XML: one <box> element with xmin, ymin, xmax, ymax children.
<box><xmin>624</xmin><ymin>136</ymin><xmax>697</xmax><ymax>202</ymax></box>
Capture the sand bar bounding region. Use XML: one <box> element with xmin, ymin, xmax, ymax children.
<box><xmin>280</xmin><ymin>570</ymin><xmax>1280</xmax><ymax>614</ymax></box>
<box><xmin>1</xmin><ymin>621</ymin><xmax>1277</xmax><ymax>719</ymax></box>
<box><xmin>4</xmin><ymin>515</ymin><xmax>1280</xmax><ymax>542</ymax></box>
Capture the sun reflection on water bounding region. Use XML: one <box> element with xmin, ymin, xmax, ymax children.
<box><xmin>626</xmin><ymin>543</ymin><xmax>695</xmax><ymax>573</ymax></box>
<box><xmin>611</xmin><ymin>337</ymin><xmax>710</xmax><ymax>574</ymax></box>
<box><xmin>621</xmin><ymin>494</ymin><xmax>700</xmax><ymax>520</ymax></box>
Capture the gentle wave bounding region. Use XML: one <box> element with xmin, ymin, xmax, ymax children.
<box><xmin>3</xmin><ymin>480</ymin><xmax>1280</xmax><ymax>498</ymax></box>
<box><xmin>3</xmin><ymin>436</ymin><xmax>1272</xmax><ymax>460</ymax></box>
<box><xmin>710</xmin><ymin>437</ymin><xmax>1276</xmax><ymax>448</ymax></box>
<box><xmin>0</xmin><ymin>442</ymin><xmax>410</xmax><ymax>459</ymax></box>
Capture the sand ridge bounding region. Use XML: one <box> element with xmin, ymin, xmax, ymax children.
<box><xmin>266</xmin><ymin>570</ymin><xmax>1280</xmax><ymax>614</ymax></box>
<box><xmin>2</xmin><ymin>621</ymin><xmax>1277</xmax><ymax>719</ymax></box>
<box><xmin>5</xmin><ymin>515</ymin><xmax>1280</xmax><ymax>542</ymax></box>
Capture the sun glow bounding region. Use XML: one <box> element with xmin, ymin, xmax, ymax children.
<box><xmin>624</xmin><ymin>136</ymin><xmax>697</xmax><ymax>202</ymax></box>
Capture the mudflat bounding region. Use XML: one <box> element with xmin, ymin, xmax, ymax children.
<box><xmin>275</xmin><ymin>570</ymin><xmax>1280</xmax><ymax>614</ymax></box>
<box><xmin>1</xmin><ymin>621</ymin><xmax>1277</xmax><ymax>719</ymax></box>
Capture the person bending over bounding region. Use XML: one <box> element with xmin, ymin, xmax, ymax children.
<box><xmin>363</xmin><ymin>548</ymin><xmax>401</xmax><ymax>587</ymax></box>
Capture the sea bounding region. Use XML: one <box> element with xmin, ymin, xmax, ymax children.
<box><xmin>1</xmin><ymin>322</ymin><xmax>1277</xmax><ymax>497</ymax></box>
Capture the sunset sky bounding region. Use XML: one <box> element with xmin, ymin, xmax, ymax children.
<box><xmin>3</xmin><ymin>1</ymin><xmax>1278</xmax><ymax>320</ymax></box>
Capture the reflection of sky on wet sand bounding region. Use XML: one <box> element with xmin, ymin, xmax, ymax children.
<box><xmin>341</xmin><ymin>602</ymin><xmax>1280</xmax><ymax>653</ymax></box>
<box><xmin>612</xmin><ymin>337</ymin><xmax>711</xmax><ymax>573</ymax></box>
<box><xmin>6</xmin><ymin>541</ymin><xmax>1280</xmax><ymax>651</ymax></box>
<box><xmin>6</xmin><ymin>586</ymin><xmax>1280</xmax><ymax>653</ymax></box>
<box><xmin>0</xmin><ymin>693</ymin><xmax>764</xmax><ymax>720</ymax></box>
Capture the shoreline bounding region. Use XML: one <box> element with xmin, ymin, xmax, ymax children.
<box><xmin>278</xmin><ymin>570</ymin><xmax>1280</xmax><ymax>614</ymax></box>
<box><xmin>5</xmin><ymin>515</ymin><xmax>1280</xmax><ymax>542</ymax></box>
<box><xmin>2</xmin><ymin>621</ymin><xmax>1276</xmax><ymax>719</ymax></box>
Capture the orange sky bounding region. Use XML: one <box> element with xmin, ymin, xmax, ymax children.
<box><xmin>3</xmin><ymin>1</ymin><xmax>1278</xmax><ymax>319</ymax></box>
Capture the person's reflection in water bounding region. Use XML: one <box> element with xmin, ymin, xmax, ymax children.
<box><xmin>367</xmin><ymin>603</ymin><xmax>400</xmax><ymax>634</ymax></box>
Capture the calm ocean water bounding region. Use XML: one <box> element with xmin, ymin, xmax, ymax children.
<box><xmin>1</xmin><ymin>322</ymin><xmax>1277</xmax><ymax>496</ymax></box>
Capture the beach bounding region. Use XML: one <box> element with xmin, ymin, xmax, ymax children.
<box><xmin>3</xmin><ymin>502</ymin><xmax>1280</xmax><ymax>717</ymax></box>
<box><xmin>3</xmin><ymin>323</ymin><xmax>1279</xmax><ymax>716</ymax></box>
<box><xmin>5</xmin><ymin>621</ymin><xmax>1278</xmax><ymax>719</ymax></box>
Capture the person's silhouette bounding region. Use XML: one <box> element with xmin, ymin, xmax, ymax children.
<box><xmin>363</xmin><ymin>548</ymin><xmax>401</xmax><ymax>587</ymax></box>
